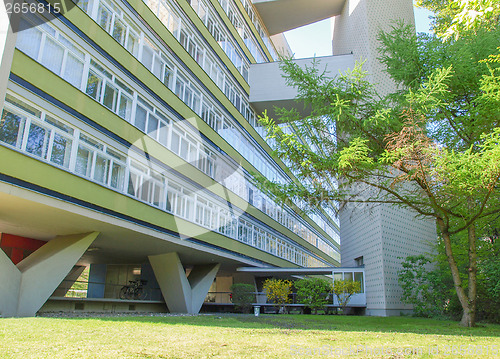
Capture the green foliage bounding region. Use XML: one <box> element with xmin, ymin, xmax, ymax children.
<box><xmin>262</xmin><ymin>278</ymin><xmax>292</xmax><ymax>312</ymax></box>
<box><xmin>333</xmin><ymin>280</ymin><xmax>361</xmax><ymax>312</ymax></box>
<box><xmin>295</xmin><ymin>278</ymin><xmax>333</xmax><ymax>313</ymax></box>
<box><xmin>257</xmin><ymin>19</ymin><xmax>500</xmax><ymax>326</ymax></box>
<box><xmin>398</xmin><ymin>255</ymin><xmax>448</xmax><ymax>317</ymax></box>
<box><xmin>399</xmin><ymin>228</ymin><xmax>500</xmax><ymax>323</ymax></box>
<box><xmin>230</xmin><ymin>283</ymin><xmax>255</xmax><ymax>314</ymax></box>
<box><xmin>416</xmin><ymin>0</ymin><xmax>500</xmax><ymax>39</ymax></box>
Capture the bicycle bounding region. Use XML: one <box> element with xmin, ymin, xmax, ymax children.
<box><xmin>119</xmin><ymin>279</ymin><xmax>149</xmax><ymax>300</ymax></box>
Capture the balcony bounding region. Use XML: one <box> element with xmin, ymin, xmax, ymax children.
<box><xmin>252</xmin><ymin>0</ymin><xmax>346</xmax><ymax>35</ymax></box>
<box><xmin>248</xmin><ymin>54</ymin><xmax>354</xmax><ymax>120</ymax></box>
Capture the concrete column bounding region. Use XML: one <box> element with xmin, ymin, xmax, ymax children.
<box><xmin>148</xmin><ymin>252</ymin><xmax>220</xmax><ymax>314</ymax></box>
<box><xmin>0</xmin><ymin>232</ymin><xmax>99</xmax><ymax>317</ymax></box>
<box><xmin>188</xmin><ymin>264</ymin><xmax>221</xmax><ymax>313</ymax></box>
<box><xmin>0</xmin><ymin>0</ymin><xmax>19</xmax><ymax>110</ymax></box>
<box><xmin>0</xmin><ymin>246</ymin><xmax>22</xmax><ymax>317</ymax></box>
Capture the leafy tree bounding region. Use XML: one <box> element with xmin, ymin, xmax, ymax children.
<box><xmin>257</xmin><ymin>23</ymin><xmax>500</xmax><ymax>326</ymax></box>
<box><xmin>295</xmin><ymin>277</ymin><xmax>333</xmax><ymax>314</ymax></box>
<box><xmin>398</xmin><ymin>255</ymin><xmax>448</xmax><ymax>317</ymax></box>
<box><xmin>416</xmin><ymin>0</ymin><xmax>500</xmax><ymax>39</ymax></box>
<box><xmin>262</xmin><ymin>278</ymin><xmax>292</xmax><ymax>313</ymax></box>
<box><xmin>230</xmin><ymin>283</ymin><xmax>255</xmax><ymax>313</ymax></box>
<box><xmin>333</xmin><ymin>280</ymin><xmax>361</xmax><ymax>314</ymax></box>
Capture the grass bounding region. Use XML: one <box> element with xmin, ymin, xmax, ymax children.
<box><xmin>0</xmin><ymin>314</ymin><xmax>499</xmax><ymax>358</ymax></box>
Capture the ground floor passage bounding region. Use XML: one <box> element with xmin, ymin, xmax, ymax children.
<box><xmin>0</xmin><ymin>183</ymin><xmax>363</xmax><ymax>317</ymax></box>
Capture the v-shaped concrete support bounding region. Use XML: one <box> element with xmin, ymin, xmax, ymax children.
<box><xmin>0</xmin><ymin>232</ymin><xmax>99</xmax><ymax>317</ymax></box>
<box><xmin>148</xmin><ymin>252</ymin><xmax>220</xmax><ymax>314</ymax></box>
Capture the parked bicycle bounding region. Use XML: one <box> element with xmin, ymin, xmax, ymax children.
<box><xmin>119</xmin><ymin>279</ymin><xmax>149</xmax><ymax>300</ymax></box>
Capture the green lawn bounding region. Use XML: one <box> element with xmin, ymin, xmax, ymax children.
<box><xmin>0</xmin><ymin>314</ymin><xmax>498</xmax><ymax>358</ymax></box>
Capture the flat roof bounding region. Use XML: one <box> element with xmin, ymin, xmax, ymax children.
<box><xmin>237</xmin><ymin>266</ymin><xmax>364</xmax><ymax>275</ymax></box>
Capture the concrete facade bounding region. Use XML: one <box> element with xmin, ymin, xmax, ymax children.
<box><xmin>340</xmin><ymin>204</ymin><xmax>436</xmax><ymax>316</ymax></box>
<box><xmin>332</xmin><ymin>0</ymin><xmax>415</xmax><ymax>94</ymax></box>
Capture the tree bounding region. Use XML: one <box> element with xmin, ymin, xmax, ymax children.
<box><xmin>230</xmin><ymin>283</ymin><xmax>255</xmax><ymax>313</ymax></box>
<box><xmin>262</xmin><ymin>278</ymin><xmax>292</xmax><ymax>313</ymax></box>
<box><xmin>257</xmin><ymin>23</ymin><xmax>500</xmax><ymax>326</ymax></box>
<box><xmin>416</xmin><ymin>0</ymin><xmax>500</xmax><ymax>40</ymax></box>
<box><xmin>295</xmin><ymin>277</ymin><xmax>334</xmax><ymax>314</ymax></box>
<box><xmin>333</xmin><ymin>280</ymin><xmax>362</xmax><ymax>314</ymax></box>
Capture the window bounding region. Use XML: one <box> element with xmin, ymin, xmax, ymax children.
<box><xmin>0</xmin><ymin>109</ymin><xmax>25</xmax><ymax>147</ymax></box>
<box><xmin>354</xmin><ymin>272</ymin><xmax>364</xmax><ymax>293</ymax></box>
<box><xmin>355</xmin><ymin>256</ymin><xmax>364</xmax><ymax>267</ymax></box>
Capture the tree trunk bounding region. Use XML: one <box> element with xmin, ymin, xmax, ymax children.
<box><xmin>437</xmin><ymin>219</ymin><xmax>475</xmax><ymax>327</ymax></box>
<box><xmin>463</xmin><ymin>223</ymin><xmax>477</xmax><ymax>327</ymax></box>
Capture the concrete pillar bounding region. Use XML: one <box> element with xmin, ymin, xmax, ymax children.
<box><xmin>87</xmin><ymin>263</ymin><xmax>107</xmax><ymax>298</ymax></box>
<box><xmin>0</xmin><ymin>245</ymin><xmax>22</xmax><ymax>317</ymax></box>
<box><xmin>0</xmin><ymin>0</ymin><xmax>19</xmax><ymax>110</ymax></box>
<box><xmin>148</xmin><ymin>252</ymin><xmax>220</xmax><ymax>314</ymax></box>
<box><xmin>0</xmin><ymin>232</ymin><xmax>99</xmax><ymax>317</ymax></box>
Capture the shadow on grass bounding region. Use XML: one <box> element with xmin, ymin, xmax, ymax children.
<box><xmin>59</xmin><ymin>314</ymin><xmax>500</xmax><ymax>338</ymax></box>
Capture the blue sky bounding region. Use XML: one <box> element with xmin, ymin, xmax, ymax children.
<box><xmin>284</xmin><ymin>6</ymin><xmax>434</xmax><ymax>58</ymax></box>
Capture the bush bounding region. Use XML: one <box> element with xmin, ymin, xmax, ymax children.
<box><xmin>262</xmin><ymin>278</ymin><xmax>292</xmax><ymax>313</ymax></box>
<box><xmin>295</xmin><ymin>278</ymin><xmax>333</xmax><ymax>314</ymax></box>
<box><xmin>230</xmin><ymin>283</ymin><xmax>255</xmax><ymax>313</ymax></box>
<box><xmin>333</xmin><ymin>279</ymin><xmax>361</xmax><ymax>314</ymax></box>
<box><xmin>398</xmin><ymin>255</ymin><xmax>448</xmax><ymax>318</ymax></box>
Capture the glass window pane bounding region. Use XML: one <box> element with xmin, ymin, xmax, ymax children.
<box><xmin>97</xmin><ymin>5</ymin><xmax>112</xmax><ymax>32</ymax></box>
<box><xmin>63</xmin><ymin>53</ymin><xmax>84</xmax><ymax>88</ymax></box>
<box><xmin>0</xmin><ymin>110</ymin><xmax>25</xmax><ymax>147</ymax></box>
<box><xmin>152</xmin><ymin>55</ymin><xmax>162</xmax><ymax>79</ymax></box>
<box><xmin>126</xmin><ymin>31</ymin><xmax>139</xmax><ymax>55</ymax></box>
<box><xmin>141</xmin><ymin>44</ymin><xmax>154</xmax><ymax>70</ymax></box>
<box><xmin>118</xmin><ymin>94</ymin><xmax>132</xmax><ymax>121</ymax></box>
<box><xmin>41</xmin><ymin>38</ymin><xmax>64</xmax><ymax>75</ymax></box>
<box><xmin>102</xmin><ymin>83</ymin><xmax>117</xmax><ymax>111</ymax></box>
<box><xmin>147</xmin><ymin>113</ymin><xmax>159</xmax><ymax>136</ymax></box>
<box><xmin>16</xmin><ymin>22</ymin><xmax>42</xmax><ymax>59</ymax></box>
<box><xmin>135</xmin><ymin>105</ymin><xmax>147</xmax><ymax>132</ymax></box>
<box><xmin>50</xmin><ymin>133</ymin><xmax>72</xmax><ymax>168</ymax></box>
<box><xmin>354</xmin><ymin>272</ymin><xmax>364</xmax><ymax>293</ymax></box>
<box><xmin>170</xmin><ymin>130</ymin><xmax>180</xmax><ymax>154</ymax></box>
<box><xmin>93</xmin><ymin>154</ymin><xmax>109</xmax><ymax>184</ymax></box>
<box><xmin>86</xmin><ymin>71</ymin><xmax>103</xmax><ymax>100</ymax></box>
<box><xmin>26</xmin><ymin>122</ymin><xmax>50</xmax><ymax>158</ymax></box>
<box><xmin>112</xmin><ymin>19</ymin><xmax>126</xmax><ymax>45</ymax></box>
<box><xmin>179</xmin><ymin>138</ymin><xmax>188</xmax><ymax>160</ymax></box>
<box><xmin>76</xmin><ymin>146</ymin><xmax>92</xmax><ymax>177</ymax></box>
<box><xmin>158</xmin><ymin>121</ymin><xmax>169</xmax><ymax>146</ymax></box>
<box><xmin>110</xmin><ymin>162</ymin><xmax>125</xmax><ymax>190</ymax></box>
<box><xmin>128</xmin><ymin>172</ymin><xmax>138</xmax><ymax>196</ymax></box>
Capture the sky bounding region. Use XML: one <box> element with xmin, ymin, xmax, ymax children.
<box><xmin>284</xmin><ymin>6</ymin><xmax>434</xmax><ymax>59</ymax></box>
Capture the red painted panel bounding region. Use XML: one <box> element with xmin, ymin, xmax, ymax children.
<box><xmin>10</xmin><ymin>248</ymin><xmax>24</xmax><ymax>265</ymax></box>
<box><xmin>0</xmin><ymin>233</ymin><xmax>46</xmax><ymax>251</ymax></box>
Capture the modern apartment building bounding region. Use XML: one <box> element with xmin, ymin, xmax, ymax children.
<box><xmin>0</xmin><ymin>0</ymin><xmax>433</xmax><ymax>317</ymax></box>
<box><xmin>0</xmin><ymin>0</ymin><xmax>344</xmax><ymax>317</ymax></box>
